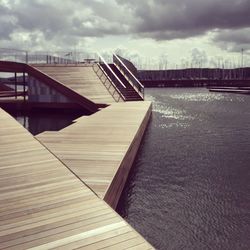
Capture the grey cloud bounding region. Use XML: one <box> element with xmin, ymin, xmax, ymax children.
<box><xmin>0</xmin><ymin>18</ymin><xmax>16</xmax><ymax>38</ymax></box>
<box><xmin>78</xmin><ymin>0</ymin><xmax>129</xmax><ymax>22</ymax></box>
<box><xmin>117</xmin><ymin>0</ymin><xmax>250</xmax><ymax>40</ymax></box>
<box><xmin>213</xmin><ymin>28</ymin><xmax>250</xmax><ymax>52</ymax></box>
<box><xmin>13</xmin><ymin>2</ymin><xmax>66</xmax><ymax>32</ymax></box>
<box><xmin>0</xmin><ymin>0</ymin><xmax>129</xmax><ymax>49</ymax></box>
<box><xmin>71</xmin><ymin>16</ymin><xmax>129</xmax><ymax>37</ymax></box>
<box><xmin>0</xmin><ymin>0</ymin><xmax>71</xmax><ymax>44</ymax></box>
<box><xmin>0</xmin><ymin>0</ymin><xmax>250</xmax><ymax>53</ymax></box>
<box><xmin>136</xmin><ymin>29</ymin><xmax>205</xmax><ymax>41</ymax></box>
<box><xmin>0</xmin><ymin>4</ymin><xmax>16</xmax><ymax>38</ymax></box>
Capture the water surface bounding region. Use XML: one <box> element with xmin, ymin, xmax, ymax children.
<box><xmin>117</xmin><ymin>88</ymin><xmax>250</xmax><ymax>250</ymax></box>
<box><xmin>9</xmin><ymin>110</ymin><xmax>82</xmax><ymax>135</ymax></box>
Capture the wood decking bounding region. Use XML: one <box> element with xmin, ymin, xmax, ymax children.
<box><xmin>33</xmin><ymin>65</ymin><xmax>116</xmax><ymax>104</ymax></box>
<box><xmin>36</xmin><ymin>101</ymin><xmax>151</xmax><ymax>209</ymax></box>
<box><xmin>0</xmin><ymin>107</ymin><xmax>154</xmax><ymax>249</ymax></box>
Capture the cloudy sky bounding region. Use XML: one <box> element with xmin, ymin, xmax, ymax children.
<box><xmin>0</xmin><ymin>0</ymin><xmax>250</xmax><ymax>69</ymax></box>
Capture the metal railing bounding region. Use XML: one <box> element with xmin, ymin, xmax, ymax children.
<box><xmin>98</xmin><ymin>54</ymin><xmax>126</xmax><ymax>88</ymax></box>
<box><xmin>0</xmin><ymin>72</ymin><xmax>27</xmax><ymax>100</ymax></box>
<box><xmin>0</xmin><ymin>48</ymin><xmax>98</xmax><ymax>65</ymax></box>
<box><xmin>0</xmin><ymin>48</ymin><xmax>28</xmax><ymax>63</ymax></box>
<box><xmin>113</xmin><ymin>54</ymin><xmax>144</xmax><ymax>99</ymax></box>
<box><xmin>92</xmin><ymin>54</ymin><xmax>126</xmax><ymax>102</ymax></box>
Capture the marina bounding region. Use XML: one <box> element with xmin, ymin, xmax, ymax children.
<box><xmin>0</xmin><ymin>108</ymin><xmax>153</xmax><ymax>249</ymax></box>
<box><xmin>118</xmin><ymin>88</ymin><xmax>250</xmax><ymax>250</ymax></box>
<box><xmin>1</xmin><ymin>1</ymin><xmax>250</xmax><ymax>248</ymax></box>
<box><xmin>1</xmin><ymin>52</ymin><xmax>250</xmax><ymax>249</ymax></box>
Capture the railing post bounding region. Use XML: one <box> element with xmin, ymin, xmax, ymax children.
<box><xmin>23</xmin><ymin>72</ymin><xmax>26</xmax><ymax>101</ymax></box>
<box><xmin>14</xmin><ymin>72</ymin><xmax>17</xmax><ymax>99</ymax></box>
<box><xmin>25</xmin><ymin>51</ymin><xmax>28</xmax><ymax>64</ymax></box>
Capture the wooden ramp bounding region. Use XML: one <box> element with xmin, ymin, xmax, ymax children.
<box><xmin>0</xmin><ymin>108</ymin><xmax>154</xmax><ymax>249</ymax></box>
<box><xmin>0</xmin><ymin>61</ymin><xmax>100</xmax><ymax>114</ymax></box>
<box><xmin>33</xmin><ymin>65</ymin><xmax>116</xmax><ymax>104</ymax></box>
<box><xmin>36</xmin><ymin>101</ymin><xmax>152</xmax><ymax>209</ymax></box>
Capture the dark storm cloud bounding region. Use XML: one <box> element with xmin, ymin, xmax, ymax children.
<box><xmin>12</xmin><ymin>1</ymin><xmax>67</xmax><ymax>32</ymax></box>
<box><xmin>116</xmin><ymin>0</ymin><xmax>250</xmax><ymax>40</ymax></box>
<box><xmin>2</xmin><ymin>0</ymin><xmax>250</xmax><ymax>40</ymax></box>
<box><xmin>0</xmin><ymin>4</ymin><xmax>16</xmax><ymax>38</ymax></box>
<box><xmin>213</xmin><ymin>28</ymin><xmax>250</xmax><ymax>52</ymax></box>
<box><xmin>0</xmin><ymin>20</ymin><xmax>15</xmax><ymax>38</ymax></box>
<box><xmin>0</xmin><ymin>0</ymin><xmax>250</xmax><ymax>51</ymax></box>
<box><xmin>0</xmin><ymin>0</ymin><xmax>129</xmax><ymax>49</ymax></box>
<box><xmin>0</xmin><ymin>1</ymin><xmax>68</xmax><ymax>37</ymax></box>
<box><xmin>214</xmin><ymin>29</ymin><xmax>250</xmax><ymax>45</ymax></box>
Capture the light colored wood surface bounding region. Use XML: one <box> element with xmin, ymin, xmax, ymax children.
<box><xmin>0</xmin><ymin>108</ymin><xmax>154</xmax><ymax>249</ymax></box>
<box><xmin>103</xmin><ymin>102</ymin><xmax>151</xmax><ymax>208</ymax></box>
<box><xmin>34</xmin><ymin>65</ymin><xmax>116</xmax><ymax>104</ymax></box>
<box><xmin>36</xmin><ymin>101</ymin><xmax>152</xmax><ymax>207</ymax></box>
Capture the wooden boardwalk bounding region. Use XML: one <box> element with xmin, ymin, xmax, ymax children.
<box><xmin>36</xmin><ymin>101</ymin><xmax>152</xmax><ymax>208</ymax></box>
<box><xmin>33</xmin><ymin>65</ymin><xmax>116</xmax><ymax>104</ymax></box>
<box><xmin>0</xmin><ymin>107</ymin><xmax>154</xmax><ymax>249</ymax></box>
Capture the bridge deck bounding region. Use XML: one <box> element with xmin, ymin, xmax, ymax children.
<box><xmin>0</xmin><ymin>108</ymin><xmax>153</xmax><ymax>249</ymax></box>
<box><xmin>36</xmin><ymin>101</ymin><xmax>152</xmax><ymax>208</ymax></box>
<box><xmin>33</xmin><ymin>65</ymin><xmax>116</xmax><ymax>104</ymax></box>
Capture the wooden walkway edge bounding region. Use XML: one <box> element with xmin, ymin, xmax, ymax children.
<box><xmin>36</xmin><ymin>101</ymin><xmax>152</xmax><ymax>209</ymax></box>
<box><xmin>104</xmin><ymin>103</ymin><xmax>152</xmax><ymax>208</ymax></box>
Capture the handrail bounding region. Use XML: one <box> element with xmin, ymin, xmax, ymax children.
<box><xmin>0</xmin><ymin>49</ymin><xmax>90</xmax><ymax>64</ymax></box>
<box><xmin>114</xmin><ymin>54</ymin><xmax>143</xmax><ymax>87</ymax></box>
<box><xmin>0</xmin><ymin>53</ymin><xmax>77</xmax><ymax>64</ymax></box>
<box><xmin>92</xmin><ymin>63</ymin><xmax>126</xmax><ymax>102</ymax></box>
<box><xmin>0</xmin><ymin>48</ymin><xmax>28</xmax><ymax>63</ymax></box>
<box><xmin>97</xmin><ymin>53</ymin><xmax>126</xmax><ymax>89</ymax></box>
<box><xmin>96</xmin><ymin>64</ymin><xmax>126</xmax><ymax>100</ymax></box>
<box><xmin>113</xmin><ymin>54</ymin><xmax>144</xmax><ymax>99</ymax></box>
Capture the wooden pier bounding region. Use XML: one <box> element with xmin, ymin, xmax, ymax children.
<box><xmin>0</xmin><ymin>61</ymin><xmax>154</xmax><ymax>249</ymax></box>
<box><xmin>0</xmin><ymin>107</ymin><xmax>153</xmax><ymax>249</ymax></box>
<box><xmin>208</xmin><ymin>87</ymin><xmax>250</xmax><ymax>95</ymax></box>
<box><xmin>33</xmin><ymin>65</ymin><xmax>116</xmax><ymax>104</ymax></box>
<box><xmin>36</xmin><ymin>101</ymin><xmax>152</xmax><ymax>209</ymax></box>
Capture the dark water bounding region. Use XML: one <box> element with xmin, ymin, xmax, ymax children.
<box><xmin>117</xmin><ymin>88</ymin><xmax>250</xmax><ymax>250</ymax></box>
<box><xmin>9</xmin><ymin>110</ymin><xmax>82</xmax><ymax>135</ymax></box>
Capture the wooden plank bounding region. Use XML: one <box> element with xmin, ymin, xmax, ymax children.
<box><xmin>53</xmin><ymin>226</ymin><xmax>134</xmax><ymax>250</ymax></box>
<box><xmin>0</xmin><ymin>108</ymin><xmax>154</xmax><ymax>249</ymax></box>
<box><xmin>37</xmin><ymin>101</ymin><xmax>152</xmax><ymax>208</ymax></box>
<box><xmin>26</xmin><ymin>65</ymin><xmax>99</xmax><ymax>113</ymax></box>
<box><xmin>34</xmin><ymin>65</ymin><xmax>116</xmax><ymax>104</ymax></box>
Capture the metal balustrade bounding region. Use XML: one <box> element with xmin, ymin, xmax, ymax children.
<box><xmin>0</xmin><ymin>48</ymin><xmax>98</xmax><ymax>65</ymax></box>
<box><xmin>113</xmin><ymin>54</ymin><xmax>144</xmax><ymax>99</ymax></box>
<box><xmin>92</xmin><ymin>54</ymin><xmax>126</xmax><ymax>102</ymax></box>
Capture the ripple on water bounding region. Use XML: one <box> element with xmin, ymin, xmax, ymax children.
<box><xmin>117</xmin><ymin>88</ymin><xmax>250</xmax><ymax>250</ymax></box>
<box><xmin>169</xmin><ymin>92</ymin><xmax>226</xmax><ymax>102</ymax></box>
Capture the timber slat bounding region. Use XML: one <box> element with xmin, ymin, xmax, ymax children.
<box><xmin>37</xmin><ymin>101</ymin><xmax>152</xmax><ymax>209</ymax></box>
<box><xmin>34</xmin><ymin>65</ymin><xmax>116</xmax><ymax>104</ymax></box>
<box><xmin>0</xmin><ymin>108</ymin><xmax>154</xmax><ymax>249</ymax></box>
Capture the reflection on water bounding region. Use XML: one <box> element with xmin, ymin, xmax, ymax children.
<box><xmin>9</xmin><ymin>110</ymin><xmax>83</xmax><ymax>135</ymax></box>
<box><xmin>117</xmin><ymin>88</ymin><xmax>250</xmax><ymax>250</ymax></box>
<box><xmin>170</xmin><ymin>92</ymin><xmax>226</xmax><ymax>102</ymax></box>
